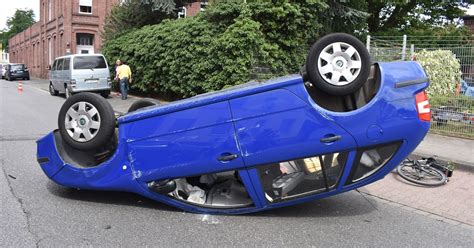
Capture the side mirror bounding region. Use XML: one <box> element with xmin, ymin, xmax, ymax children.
<box><xmin>48</xmin><ymin>65</ymin><xmax>51</xmax><ymax>70</ymax></box>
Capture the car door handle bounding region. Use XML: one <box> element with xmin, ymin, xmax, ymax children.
<box><xmin>320</xmin><ymin>135</ymin><xmax>342</xmax><ymax>143</ymax></box>
<box><xmin>218</xmin><ymin>153</ymin><xmax>238</xmax><ymax>162</ymax></box>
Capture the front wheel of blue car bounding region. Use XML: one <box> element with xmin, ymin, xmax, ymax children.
<box><xmin>58</xmin><ymin>92</ymin><xmax>115</xmax><ymax>150</ymax></box>
<box><xmin>306</xmin><ymin>33</ymin><xmax>371</xmax><ymax>96</ymax></box>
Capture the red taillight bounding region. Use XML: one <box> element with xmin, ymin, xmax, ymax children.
<box><xmin>415</xmin><ymin>91</ymin><xmax>430</xmax><ymax>122</ymax></box>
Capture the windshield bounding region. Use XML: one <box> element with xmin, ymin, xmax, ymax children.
<box><xmin>11</xmin><ymin>64</ymin><xmax>25</xmax><ymax>70</ymax></box>
<box><xmin>73</xmin><ymin>56</ymin><xmax>107</xmax><ymax>70</ymax></box>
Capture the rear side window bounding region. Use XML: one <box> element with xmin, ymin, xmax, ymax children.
<box><xmin>63</xmin><ymin>58</ymin><xmax>71</xmax><ymax>70</ymax></box>
<box><xmin>57</xmin><ymin>59</ymin><xmax>64</xmax><ymax>71</ymax></box>
<box><xmin>73</xmin><ymin>56</ymin><xmax>107</xmax><ymax>70</ymax></box>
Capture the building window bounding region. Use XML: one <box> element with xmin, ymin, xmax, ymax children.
<box><xmin>77</xmin><ymin>33</ymin><xmax>94</xmax><ymax>46</ymax></box>
<box><xmin>178</xmin><ymin>7</ymin><xmax>186</xmax><ymax>18</ymax></box>
<box><xmin>48</xmin><ymin>38</ymin><xmax>52</xmax><ymax>65</ymax></box>
<box><xmin>200</xmin><ymin>1</ymin><xmax>208</xmax><ymax>11</ymax></box>
<box><xmin>48</xmin><ymin>0</ymin><xmax>53</xmax><ymax>21</ymax></box>
<box><xmin>79</xmin><ymin>0</ymin><xmax>92</xmax><ymax>14</ymax></box>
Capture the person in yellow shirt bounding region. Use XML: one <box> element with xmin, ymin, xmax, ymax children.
<box><xmin>116</xmin><ymin>60</ymin><xmax>132</xmax><ymax>100</ymax></box>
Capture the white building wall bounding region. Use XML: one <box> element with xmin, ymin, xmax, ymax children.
<box><xmin>0</xmin><ymin>50</ymin><xmax>9</xmax><ymax>63</ymax></box>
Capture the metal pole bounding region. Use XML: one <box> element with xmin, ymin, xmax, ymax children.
<box><xmin>402</xmin><ymin>34</ymin><xmax>407</xmax><ymax>60</ymax></box>
<box><xmin>410</xmin><ymin>44</ymin><xmax>414</xmax><ymax>60</ymax></box>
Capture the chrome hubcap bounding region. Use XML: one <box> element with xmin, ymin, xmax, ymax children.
<box><xmin>64</xmin><ymin>101</ymin><xmax>101</xmax><ymax>142</ymax></box>
<box><xmin>317</xmin><ymin>42</ymin><xmax>362</xmax><ymax>86</ymax></box>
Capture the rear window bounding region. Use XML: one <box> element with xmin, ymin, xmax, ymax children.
<box><xmin>73</xmin><ymin>56</ymin><xmax>107</xmax><ymax>70</ymax></box>
<box><xmin>11</xmin><ymin>64</ymin><xmax>25</xmax><ymax>70</ymax></box>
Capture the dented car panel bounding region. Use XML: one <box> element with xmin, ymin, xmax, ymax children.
<box><xmin>37</xmin><ymin>61</ymin><xmax>430</xmax><ymax>214</ymax></box>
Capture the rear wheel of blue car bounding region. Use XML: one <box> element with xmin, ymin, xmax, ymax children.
<box><xmin>58</xmin><ymin>92</ymin><xmax>115</xmax><ymax>150</ymax></box>
<box><xmin>306</xmin><ymin>33</ymin><xmax>371</xmax><ymax>96</ymax></box>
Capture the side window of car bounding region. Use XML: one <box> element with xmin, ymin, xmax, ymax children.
<box><xmin>57</xmin><ymin>59</ymin><xmax>64</xmax><ymax>71</ymax></box>
<box><xmin>52</xmin><ymin>60</ymin><xmax>58</xmax><ymax>71</ymax></box>
<box><xmin>63</xmin><ymin>58</ymin><xmax>70</xmax><ymax>70</ymax></box>
<box><xmin>257</xmin><ymin>151</ymin><xmax>348</xmax><ymax>203</ymax></box>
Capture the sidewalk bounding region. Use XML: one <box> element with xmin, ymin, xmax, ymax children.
<box><xmin>414</xmin><ymin>133</ymin><xmax>474</xmax><ymax>171</ymax></box>
<box><xmin>29</xmin><ymin>77</ymin><xmax>142</xmax><ymax>113</ymax></box>
<box><xmin>360</xmin><ymin>168</ymin><xmax>474</xmax><ymax>227</ymax></box>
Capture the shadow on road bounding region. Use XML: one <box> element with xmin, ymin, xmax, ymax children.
<box><xmin>46</xmin><ymin>181</ymin><xmax>179</xmax><ymax>213</ymax></box>
<box><xmin>253</xmin><ymin>191</ymin><xmax>378</xmax><ymax>218</ymax></box>
<box><xmin>47</xmin><ymin>181</ymin><xmax>377</xmax><ymax>218</ymax></box>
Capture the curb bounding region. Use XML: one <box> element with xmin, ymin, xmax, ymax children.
<box><xmin>412</xmin><ymin>152</ymin><xmax>474</xmax><ymax>173</ymax></box>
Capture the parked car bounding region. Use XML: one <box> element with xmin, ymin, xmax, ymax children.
<box><xmin>0</xmin><ymin>63</ymin><xmax>6</xmax><ymax>79</ymax></box>
<box><xmin>36</xmin><ymin>33</ymin><xmax>430</xmax><ymax>214</ymax></box>
<box><xmin>432</xmin><ymin>106</ymin><xmax>464</xmax><ymax>123</ymax></box>
<box><xmin>462</xmin><ymin>113</ymin><xmax>474</xmax><ymax>125</ymax></box>
<box><xmin>4</xmin><ymin>63</ymin><xmax>30</xmax><ymax>81</ymax></box>
<box><xmin>48</xmin><ymin>54</ymin><xmax>111</xmax><ymax>98</ymax></box>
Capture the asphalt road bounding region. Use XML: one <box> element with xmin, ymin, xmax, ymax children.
<box><xmin>1</xmin><ymin>78</ymin><xmax>473</xmax><ymax>247</ymax></box>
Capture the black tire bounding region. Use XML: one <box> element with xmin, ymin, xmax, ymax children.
<box><xmin>101</xmin><ymin>90</ymin><xmax>110</xmax><ymax>98</ymax></box>
<box><xmin>128</xmin><ymin>99</ymin><xmax>158</xmax><ymax>113</ymax></box>
<box><xmin>306</xmin><ymin>33</ymin><xmax>371</xmax><ymax>96</ymax></box>
<box><xmin>397</xmin><ymin>160</ymin><xmax>447</xmax><ymax>186</ymax></box>
<box><xmin>49</xmin><ymin>83</ymin><xmax>59</xmax><ymax>96</ymax></box>
<box><xmin>58</xmin><ymin>92</ymin><xmax>116</xmax><ymax>151</ymax></box>
<box><xmin>26</xmin><ymin>77</ymin><xmax>30</xmax><ymax>80</ymax></box>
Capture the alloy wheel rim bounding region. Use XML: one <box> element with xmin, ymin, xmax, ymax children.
<box><xmin>317</xmin><ymin>42</ymin><xmax>362</xmax><ymax>86</ymax></box>
<box><xmin>64</xmin><ymin>101</ymin><xmax>101</xmax><ymax>142</ymax></box>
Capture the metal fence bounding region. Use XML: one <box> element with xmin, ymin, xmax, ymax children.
<box><xmin>367</xmin><ymin>35</ymin><xmax>474</xmax><ymax>139</ymax></box>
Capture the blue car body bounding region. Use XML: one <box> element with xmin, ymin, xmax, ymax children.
<box><xmin>37</xmin><ymin>61</ymin><xmax>430</xmax><ymax>214</ymax></box>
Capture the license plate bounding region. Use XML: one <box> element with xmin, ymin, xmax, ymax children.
<box><xmin>85</xmin><ymin>79</ymin><xmax>99</xmax><ymax>84</ymax></box>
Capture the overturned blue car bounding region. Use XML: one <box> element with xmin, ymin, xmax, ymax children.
<box><xmin>37</xmin><ymin>33</ymin><xmax>431</xmax><ymax>214</ymax></box>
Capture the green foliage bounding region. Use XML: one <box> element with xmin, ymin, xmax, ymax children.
<box><xmin>318</xmin><ymin>0</ymin><xmax>368</xmax><ymax>37</ymax></box>
<box><xmin>366</xmin><ymin>0</ymin><xmax>467</xmax><ymax>34</ymax></box>
<box><xmin>102</xmin><ymin>0</ymin><xmax>193</xmax><ymax>40</ymax></box>
<box><xmin>415</xmin><ymin>50</ymin><xmax>462</xmax><ymax>96</ymax></box>
<box><xmin>0</xmin><ymin>9</ymin><xmax>35</xmax><ymax>49</ymax></box>
<box><xmin>103</xmin><ymin>0</ymin><xmax>327</xmax><ymax>98</ymax></box>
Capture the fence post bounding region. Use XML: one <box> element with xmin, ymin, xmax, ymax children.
<box><xmin>401</xmin><ymin>34</ymin><xmax>407</xmax><ymax>60</ymax></box>
<box><xmin>410</xmin><ymin>44</ymin><xmax>415</xmax><ymax>60</ymax></box>
<box><xmin>366</xmin><ymin>35</ymin><xmax>371</xmax><ymax>53</ymax></box>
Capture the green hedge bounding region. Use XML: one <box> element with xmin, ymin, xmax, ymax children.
<box><xmin>102</xmin><ymin>0</ymin><xmax>326</xmax><ymax>98</ymax></box>
<box><xmin>414</xmin><ymin>49</ymin><xmax>462</xmax><ymax>96</ymax></box>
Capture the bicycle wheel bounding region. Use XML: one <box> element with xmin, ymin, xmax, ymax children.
<box><xmin>397</xmin><ymin>161</ymin><xmax>447</xmax><ymax>186</ymax></box>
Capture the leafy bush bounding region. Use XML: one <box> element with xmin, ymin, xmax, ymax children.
<box><xmin>415</xmin><ymin>49</ymin><xmax>462</xmax><ymax>96</ymax></box>
<box><xmin>102</xmin><ymin>0</ymin><xmax>327</xmax><ymax>98</ymax></box>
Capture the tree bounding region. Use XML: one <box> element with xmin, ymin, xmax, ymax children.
<box><xmin>318</xmin><ymin>0</ymin><xmax>369</xmax><ymax>36</ymax></box>
<box><xmin>0</xmin><ymin>9</ymin><xmax>35</xmax><ymax>49</ymax></box>
<box><xmin>103</xmin><ymin>0</ymin><xmax>193</xmax><ymax>40</ymax></box>
<box><xmin>366</xmin><ymin>0</ymin><xmax>468</xmax><ymax>34</ymax></box>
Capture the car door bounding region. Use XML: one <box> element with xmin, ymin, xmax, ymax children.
<box><xmin>124</xmin><ymin>101</ymin><xmax>248</xmax><ymax>184</ymax></box>
<box><xmin>229</xmin><ymin>89</ymin><xmax>357</xmax><ymax>203</ymax></box>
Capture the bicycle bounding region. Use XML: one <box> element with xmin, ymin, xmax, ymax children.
<box><xmin>397</xmin><ymin>157</ymin><xmax>452</xmax><ymax>186</ymax></box>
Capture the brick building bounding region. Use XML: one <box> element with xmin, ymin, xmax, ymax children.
<box><xmin>178</xmin><ymin>1</ymin><xmax>208</xmax><ymax>18</ymax></box>
<box><xmin>9</xmin><ymin>0</ymin><xmax>119</xmax><ymax>78</ymax></box>
<box><xmin>463</xmin><ymin>15</ymin><xmax>474</xmax><ymax>34</ymax></box>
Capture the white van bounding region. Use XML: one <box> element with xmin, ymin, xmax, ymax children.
<box><xmin>49</xmin><ymin>54</ymin><xmax>111</xmax><ymax>98</ymax></box>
